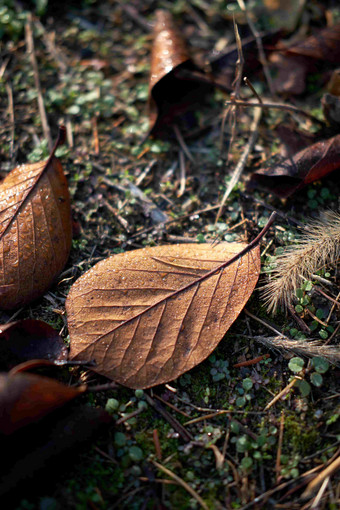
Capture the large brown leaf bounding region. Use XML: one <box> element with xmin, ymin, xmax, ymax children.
<box><xmin>0</xmin><ymin>127</ymin><xmax>72</xmax><ymax>309</ymax></box>
<box><xmin>250</xmin><ymin>134</ymin><xmax>340</xmax><ymax>198</ymax></box>
<box><xmin>66</xmin><ymin>242</ymin><xmax>261</xmax><ymax>389</ymax></box>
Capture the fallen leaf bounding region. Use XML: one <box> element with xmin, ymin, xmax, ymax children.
<box><xmin>270</xmin><ymin>53</ymin><xmax>309</xmax><ymax>95</ymax></box>
<box><xmin>0</xmin><ymin>319</ymin><xmax>68</xmax><ymax>370</ymax></box>
<box><xmin>0</xmin><ymin>372</ymin><xmax>85</xmax><ymax>434</ymax></box>
<box><xmin>66</xmin><ymin>242</ymin><xmax>261</xmax><ymax>389</ymax></box>
<box><xmin>148</xmin><ymin>9</ymin><xmax>212</xmax><ymax>138</ymax></box>
<box><xmin>250</xmin><ymin>134</ymin><xmax>340</xmax><ymax>198</ymax></box>
<box><xmin>0</xmin><ymin>127</ymin><xmax>72</xmax><ymax>310</ymax></box>
<box><xmin>270</xmin><ymin>23</ymin><xmax>340</xmax><ymax>95</ymax></box>
<box><xmin>274</xmin><ymin>123</ymin><xmax>317</xmax><ymax>158</ymax></box>
<box><xmin>327</xmin><ymin>68</ymin><xmax>340</xmax><ymax>96</ymax></box>
<box><xmin>285</xmin><ymin>23</ymin><xmax>340</xmax><ymax>64</ymax></box>
<box><xmin>0</xmin><ymin>404</ymin><xmax>111</xmax><ymax>499</ymax></box>
<box><xmin>322</xmin><ymin>93</ymin><xmax>340</xmax><ymax>128</ymax></box>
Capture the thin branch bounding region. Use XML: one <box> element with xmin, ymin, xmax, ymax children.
<box><xmin>223</xmin><ymin>99</ymin><xmax>324</xmax><ymax>126</ymax></box>
<box><xmin>236</xmin><ymin>0</ymin><xmax>276</xmax><ymax>97</ymax></box>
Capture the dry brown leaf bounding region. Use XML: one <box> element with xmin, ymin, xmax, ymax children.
<box><xmin>250</xmin><ymin>134</ymin><xmax>340</xmax><ymax>198</ymax></box>
<box><xmin>148</xmin><ymin>10</ymin><xmax>212</xmax><ymax>138</ymax></box>
<box><xmin>66</xmin><ymin>242</ymin><xmax>261</xmax><ymax>389</ymax></box>
<box><xmin>0</xmin><ymin>127</ymin><xmax>72</xmax><ymax>309</ymax></box>
<box><xmin>0</xmin><ymin>372</ymin><xmax>85</xmax><ymax>434</ymax></box>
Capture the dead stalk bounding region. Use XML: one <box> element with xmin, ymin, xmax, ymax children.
<box><xmin>215</xmin><ymin>106</ymin><xmax>262</xmax><ymax>223</ymax></box>
<box><xmin>152</xmin><ymin>460</ymin><xmax>209</xmax><ymax>510</ymax></box>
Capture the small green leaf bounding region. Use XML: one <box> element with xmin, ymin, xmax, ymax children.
<box><xmin>114</xmin><ymin>432</ymin><xmax>127</xmax><ymax>447</ymax></box>
<box><xmin>295</xmin><ymin>304</ymin><xmax>304</xmax><ymax>313</ymax></box>
<box><xmin>129</xmin><ymin>446</ymin><xmax>143</xmax><ymax>462</ymax></box>
<box><xmin>288</xmin><ymin>357</ymin><xmax>304</xmax><ymax>373</ymax></box>
<box><xmin>310</xmin><ymin>372</ymin><xmax>323</xmax><ymax>387</ymax></box>
<box><xmin>297</xmin><ymin>379</ymin><xmax>311</xmax><ymax>397</ymax></box>
<box><xmin>242</xmin><ymin>378</ymin><xmax>253</xmax><ymax>391</ymax></box>
<box><xmin>236</xmin><ymin>396</ymin><xmax>246</xmax><ymax>407</ymax></box>
<box><xmin>241</xmin><ymin>457</ymin><xmax>253</xmax><ymax>470</ymax></box>
<box><xmin>105</xmin><ymin>398</ymin><xmax>119</xmax><ymax>413</ymax></box>
<box><xmin>312</xmin><ymin>357</ymin><xmax>330</xmax><ymax>374</ymax></box>
<box><xmin>316</xmin><ymin>308</ymin><xmax>325</xmax><ymax>320</ymax></box>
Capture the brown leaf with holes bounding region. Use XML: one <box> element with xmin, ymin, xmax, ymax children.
<box><xmin>250</xmin><ymin>134</ymin><xmax>340</xmax><ymax>198</ymax></box>
<box><xmin>148</xmin><ymin>10</ymin><xmax>212</xmax><ymax>138</ymax></box>
<box><xmin>0</xmin><ymin>319</ymin><xmax>68</xmax><ymax>371</ymax></box>
<box><xmin>0</xmin><ymin>127</ymin><xmax>72</xmax><ymax>310</ymax></box>
<box><xmin>66</xmin><ymin>242</ymin><xmax>261</xmax><ymax>389</ymax></box>
<box><xmin>0</xmin><ymin>372</ymin><xmax>85</xmax><ymax>434</ymax></box>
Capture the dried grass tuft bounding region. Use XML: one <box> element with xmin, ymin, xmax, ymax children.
<box><xmin>254</xmin><ymin>336</ymin><xmax>340</xmax><ymax>364</ymax></box>
<box><xmin>262</xmin><ymin>211</ymin><xmax>340</xmax><ymax>314</ymax></box>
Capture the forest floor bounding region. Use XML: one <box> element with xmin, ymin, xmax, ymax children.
<box><xmin>0</xmin><ymin>1</ymin><xmax>339</xmax><ymax>509</ymax></box>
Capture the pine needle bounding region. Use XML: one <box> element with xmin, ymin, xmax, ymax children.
<box><xmin>262</xmin><ymin>211</ymin><xmax>340</xmax><ymax>314</ymax></box>
<box><xmin>254</xmin><ymin>336</ymin><xmax>340</xmax><ymax>364</ymax></box>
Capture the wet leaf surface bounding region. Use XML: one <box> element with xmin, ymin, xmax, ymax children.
<box><xmin>250</xmin><ymin>134</ymin><xmax>340</xmax><ymax>198</ymax></box>
<box><xmin>0</xmin><ymin>372</ymin><xmax>85</xmax><ymax>434</ymax></box>
<box><xmin>0</xmin><ymin>319</ymin><xmax>68</xmax><ymax>370</ymax></box>
<box><xmin>0</xmin><ymin>128</ymin><xmax>72</xmax><ymax>309</ymax></box>
<box><xmin>66</xmin><ymin>242</ymin><xmax>261</xmax><ymax>389</ymax></box>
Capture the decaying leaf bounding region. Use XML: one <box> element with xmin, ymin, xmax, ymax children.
<box><xmin>0</xmin><ymin>404</ymin><xmax>111</xmax><ymax>498</ymax></box>
<box><xmin>0</xmin><ymin>372</ymin><xmax>85</xmax><ymax>434</ymax></box>
<box><xmin>0</xmin><ymin>319</ymin><xmax>68</xmax><ymax>371</ymax></box>
<box><xmin>270</xmin><ymin>23</ymin><xmax>340</xmax><ymax>95</ymax></box>
<box><xmin>322</xmin><ymin>93</ymin><xmax>340</xmax><ymax>129</ymax></box>
<box><xmin>0</xmin><ymin>127</ymin><xmax>72</xmax><ymax>310</ymax></box>
<box><xmin>250</xmin><ymin>134</ymin><xmax>340</xmax><ymax>198</ymax></box>
<box><xmin>285</xmin><ymin>23</ymin><xmax>340</xmax><ymax>64</ymax></box>
<box><xmin>148</xmin><ymin>10</ymin><xmax>212</xmax><ymax>137</ymax></box>
<box><xmin>66</xmin><ymin>242</ymin><xmax>261</xmax><ymax>389</ymax></box>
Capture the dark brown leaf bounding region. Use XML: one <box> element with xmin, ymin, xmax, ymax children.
<box><xmin>0</xmin><ymin>319</ymin><xmax>68</xmax><ymax>371</ymax></box>
<box><xmin>66</xmin><ymin>242</ymin><xmax>261</xmax><ymax>389</ymax></box>
<box><xmin>148</xmin><ymin>10</ymin><xmax>212</xmax><ymax>138</ymax></box>
<box><xmin>322</xmin><ymin>93</ymin><xmax>340</xmax><ymax>129</ymax></box>
<box><xmin>250</xmin><ymin>134</ymin><xmax>340</xmax><ymax>198</ymax></box>
<box><xmin>285</xmin><ymin>23</ymin><xmax>340</xmax><ymax>64</ymax></box>
<box><xmin>0</xmin><ymin>372</ymin><xmax>85</xmax><ymax>434</ymax></box>
<box><xmin>0</xmin><ymin>127</ymin><xmax>72</xmax><ymax>310</ymax></box>
<box><xmin>0</xmin><ymin>404</ymin><xmax>111</xmax><ymax>499</ymax></box>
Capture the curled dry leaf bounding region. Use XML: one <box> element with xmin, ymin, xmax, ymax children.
<box><xmin>250</xmin><ymin>134</ymin><xmax>340</xmax><ymax>198</ymax></box>
<box><xmin>0</xmin><ymin>372</ymin><xmax>85</xmax><ymax>434</ymax></box>
<box><xmin>0</xmin><ymin>319</ymin><xmax>68</xmax><ymax>371</ymax></box>
<box><xmin>148</xmin><ymin>10</ymin><xmax>212</xmax><ymax>137</ymax></box>
<box><xmin>0</xmin><ymin>127</ymin><xmax>72</xmax><ymax>310</ymax></box>
<box><xmin>66</xmin><ymin>242</ymin><xmax>261</xmax><ymax>389</ymax></box>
